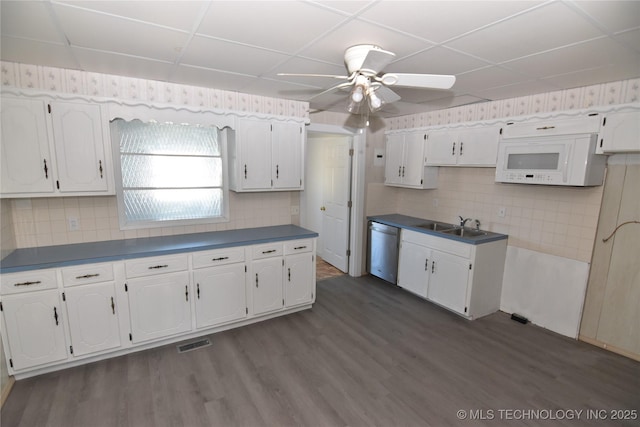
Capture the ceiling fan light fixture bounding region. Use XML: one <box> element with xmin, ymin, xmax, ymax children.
<box><xmin>351</xmin><ymin>85</ymin><xmax>364</xmax><ymax>103</ymax></box>
<box><xmin>347</xmin><ymin>98</ymin><xmax>362</xmax><ymax>114</ymax></box>
<box><xmin>367</xmin><ymin>88</ymin><xmax>383</xmax><ymax>112</ymax></box>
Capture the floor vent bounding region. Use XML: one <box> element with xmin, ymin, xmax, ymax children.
<box><xmin>177</xmin><ymin>338</ymin><xmax>211</xmax><ymax>353</ymax></box>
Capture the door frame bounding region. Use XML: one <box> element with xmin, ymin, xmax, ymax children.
<box><xmin>303</xmin><ymin>123</ymin><xmax>366</xmax><ymax>277</ymax></box>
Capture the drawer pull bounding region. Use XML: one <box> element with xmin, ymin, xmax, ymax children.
<box><xmin>14</xmin><ymin>280</ymin><xmax>42</xmax><ymax>287</ymax></box>
<box><xmin>76</xmin><ymin>273</ymin><xmax>100</xmax><ymax>279</ymax></box>
<box><xmin>536</xmin><ymin>125</ymin><xmax>555</xmax><ymax>130</ymax></box>
<box><xmin>148</xmin><ymin>265</ymin><xmax>169</xmax><ymax>270</ymax></box>
<box><xmin>212</xmin><ymin>256</ymin><xmax>229</xmax><ymax>261</ymax></box>
<box><xmin>262</xmin><ymin>249</ymin><xmax>276</xmax><ymax>254</ymax></box>
<box><xmin>294</xmin><ymin>246</ymin><xmax>307</xmax><ymax>250</ymax></box>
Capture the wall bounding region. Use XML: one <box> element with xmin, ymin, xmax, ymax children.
<box><xmin>1</xmin><ymin>61</ymin><xmax>308</xmax><ymax>249</ymax></box>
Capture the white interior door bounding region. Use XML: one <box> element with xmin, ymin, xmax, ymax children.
<box><xmin>321</xmin><ymin>137</ymin><xmax>352</xmax><ymax>272</ymax></box>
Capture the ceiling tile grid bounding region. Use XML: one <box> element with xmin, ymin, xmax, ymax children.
<box><xmin>1</xmin><ymin>0</ymin><xmax>639</xmax><ymax>117</ymax></box>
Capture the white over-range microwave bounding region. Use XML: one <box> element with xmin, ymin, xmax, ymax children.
<box><xmin>495</xmin><ymin>116</ymin><xmax>607</xmax><ymax>186</ymax></box>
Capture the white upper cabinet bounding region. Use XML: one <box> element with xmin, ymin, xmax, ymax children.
<box><xmin>0</xmin><ymin>98</ymin><xmax>55</xmax><ymax>194</ymax></box>
<box><xmin>596</xmin><ymin>110</ymin><xmax>640</xmax><ymax>154</ymax></box>
<box><xmin>426</xmin><ymin>124</ymin><xmax>502</xmax><ymax>167</ymax></box>
<box><xmin>384</xmin><ymin>131</ymin><xmax>438</xmax><ymax>189</ymax></box>
<box><xmin>229</xmin><ymin>118</ymin><xmax>304</xmax><ymax>192</ymax></box>
<box><xmin>0</xmin><ymin>96</ymin><xmax>113</xmax><ymax>198</ymax></box>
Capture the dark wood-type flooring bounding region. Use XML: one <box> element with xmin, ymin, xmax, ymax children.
<box><xmin>2</xmin><ymin>275</ymin><xmax>639</xmax><ymax>427</ymax></box>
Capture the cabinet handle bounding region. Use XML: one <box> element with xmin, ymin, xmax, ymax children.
<box><xmin>294</xmin><ymin>246</ymin><xmax>307</xmax><ymax>250</ymax></box>
<box><xmin>197</xmin><ymin>283</ymin><xmax>200</xmax><ymax>299</ymax></box>
<box><xmin>398</xmin><ymin>165</ymin><xmax>401</xmax><ymax>177</ymax></box>
<box><xmin>99</xmin><ymin>160</ymin><xmax>103</xmax><ymax>178</ymax></box>
<box><xmin>425</xmin><ymin>258</ymin><xmax>429</xmax><ymax>271</ymax></box>
<box><xmin>185</xmin><ymin>285</ymin><xmax>189</xmax><ymax>302</ymax></box>
<box><xmin>255</xmin><ymin>273</ymin><xmax>259</xmax><ymax>288</ymax></box>
<box><xmin>402</xmin><ymin>166</ymin><xmax>405</xmax><ymax>177</ymax></box>
<box><xmin>43</xmin><ymin>159</ymin><xmax>49</xmax><ymax>179</ymax></box>
<box><xmin>536</xmin><ymin>126</ymin><xmax>555</xmax><ymax>130</ymax></box>
<box><xmin>212</xmin><ymin>256</ymin><xmax>229</xmax><ymax>261</ymax></box>
<box><xmin>288</xmin><ymin>268</ymin><xmax>291</xmax><ymax>282</ymax></box>
<box><xmin>110</xmin><ymin>297</ymin><xmax>115</xmax><ymax>314</ymax></box>
<box><xmin>262</xmin><ymin>249</ymin><xmax>276</xmax><ymax>254</ymax></box>
<box><xmin>276</xmin><ymin>164</ymin><xmax>279</xmax><ymax>179</ymax></box>
<box><xmin>460</xmin><ymin>142</ymin><xmax>463</xmax><ymax>156</ymax></box>
<box><xmin>432</xmin><ymin>260</ymin><xmax>435</xmax><ymax>274</ymax></box>
<box><xmin>148</xmin><ymin>265</ymin><xmax>168</xmax><ymax>270</ymax></box>
<box><xmin>54</xmin><ymin>307</ymin><xmax>59</xmax><ymax>326</ymax></box>
<box><xmin>452</xmin><ymin>142</ymin><xmax>456</xmax><ymax>156</ymax></box>
<box><xmin>76</xmin><ymin>273</ymin><xmax>99</xmax><ymax>279</ymax></box>
<box><xmin>14</xmin><ymin>280</ymin><xmax>41</xmax><ymax>287</ymax></box>
<box><xmin>244</xmin><ymin>164</ymin><xmax>248</xmax><ymax>179</ymax></box>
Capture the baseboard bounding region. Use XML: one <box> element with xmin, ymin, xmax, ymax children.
<box><xmin>579</xmin><ymin>335</ymin><xmax>640</xmax><ymax>362</ymax></box>
<box><xmin>1</xmin><ymin>376</ymin><xmax>15</xmax><ymax>407</ymax></box>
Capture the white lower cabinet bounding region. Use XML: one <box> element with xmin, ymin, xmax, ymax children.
<box><xmin>64</xmin><ymin>282</ymin><xmax>121</xmax><ymax>357</ymax></box>
<box><xmin>127</xmin><ymin>271</ymin><xmax>192</xmax><ymax>344</ymax></box>
<box><xmin>1</xmin><ymin>290</ymin><xmax>67</xmax><ymax>371</ymax></box>
<box><xmin>397</xmin><ymin>229</ymin><xmax>506</xmax><ymax>319</ymax></box>
<box><xmin>285</xmin><ymin>252</ymin><xmax>314</xmax><ymax>307</ymax></box>
<box><xmin>193</xmin><ymin>263</ymin><xmax>247</xmax><ymax>329</ymax></box>
<box><xmin>252</xmin><ymin>257</ymin><xmax>284</xmax><ymax>315</ymax></box>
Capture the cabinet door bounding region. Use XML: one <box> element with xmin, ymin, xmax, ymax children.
<box><xmin>65</xmin><ymin>282</ymin><xmax>121</xmax><ymax>357</ymax></box>
<box><xmin>51</xmin><ymin>102</ymin><xmax>108</xmax><ymax>192</ymax></box>
<box><xmin>0</xmin><ymin>98</ymin><xmax>54</xmax><ymax>194</ymax></box>
<box><xmin>238</xmin><ymin>119</ymin><xmax>272</xmax><ymax>190</ymax></box>
<box><xmin>402</xmin><ymin>132</ymin><xmax>427</xmax><ymax>186</ymax></box>
<box><xmin>385</xmin><ymin>134</ymin><xmax>405</xmax><ymax>185</ymax></box>
<box><xmin>252</xmin><ymin>257</ymin><xmax>284</xmax><ymax>315</ymax></box>
<box><xmin>127</xmin><ymin>272</ymin><xmax>192</xmax><ymax>343</ymax></box>
<box><xmin>398</xmin><ymin>241</ymin><xmax>431</xmax><ymax>298</ymax></box>
<box><xmin>425</xmin><ymin>130</ymin><xmax>457</xmax><ymax>166</ymax></box>
<box><xmin>427</xmin><ymin>251</ymin><xmax>470</xmax><ymax>315</ymax></box>
<box><xmin>193</xmin><ymin>264</ymin><xmax>247</xmax><ymax>329</ymax></box>
<box><xmin>456</xmin><ymin>126</ymin><xmax>500</xmax><ymax>166</ymax></box>
<box><xmin>272</xmin><ymin>122</ymin><xmax>303</xmax><ymax>189</ymax></box>
<box><xmin>598</xmin><ymin>111</ymin><xmax>640</xmax><ymax>153</ymax></box>
<box><xmin>2</xmin><ymin>290</ymin><xmax>67</xmax><ymax>370</ymax></box>
<box><xmin>285</xmin><ymin>252</ymin><xmax>313</xmax><ymax>307</ymax></box>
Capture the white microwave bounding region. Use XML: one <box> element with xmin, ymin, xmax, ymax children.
<box><xmin>495</xmin><ymin>133</ymin><xmax>606</xmax><ymax>186</ymax></box>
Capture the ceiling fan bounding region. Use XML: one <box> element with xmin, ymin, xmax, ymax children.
<box><xmin>279</xmin><ymin>44</ymin><xmax>456</xmax><ymax>114</ymax></box>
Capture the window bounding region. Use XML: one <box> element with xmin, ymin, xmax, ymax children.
<box><xmin>111</xmin><ymin>119</ymin><xmax>228</xmax><ymax>229</ymax></box>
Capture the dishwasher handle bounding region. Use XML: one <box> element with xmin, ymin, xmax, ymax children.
<box><xmin>369</xmin><ymin>222</ymin><xmax>399</xmax><ymax>236</ymax></box>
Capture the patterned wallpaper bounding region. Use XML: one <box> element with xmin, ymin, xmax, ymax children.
<box><xmin>0</xmin><ymin>61</ymin><xmax>309</xmax><ymax>119</ymax></box>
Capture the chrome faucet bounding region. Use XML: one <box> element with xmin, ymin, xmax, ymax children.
<box><xmin>459</xmin><ymin>216</ymin><xmax>472</xmax><ymax>227</ymax></box>
<box><xmin>473</xmin><ymin>219</ymin><xmax>481</xmax><ymax>231</ymax></box>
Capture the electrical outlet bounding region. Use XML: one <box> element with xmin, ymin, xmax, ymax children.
<box><xmin>498</xmin><ymin>207</ymin><xmax>507</xmax><ymax>218</ymax></box>
<box><xmin>290</xmin><ymin>205</ymin><xmax>300</xmax><ymax>215</ymax></box>
<box><xmin>68</xmin><ymin>216</ymin><xmax>80</xmax><ymax>231</ymax></box>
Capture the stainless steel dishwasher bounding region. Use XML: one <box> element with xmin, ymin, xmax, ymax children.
<box><xmin>367</xmin><ymin>221</ymin><xmax>400</xmax><ymax>284</ymax></box>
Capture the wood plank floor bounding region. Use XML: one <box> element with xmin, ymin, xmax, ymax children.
<box><xmin>2</xmin><ymin>275</ymin><xmax>639</xmax><ymax>427</ymax></box>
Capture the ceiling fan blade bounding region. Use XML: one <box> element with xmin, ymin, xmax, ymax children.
<box><xmin>359</xmin><ymin>47</ymin><xmax>396</xmax><ymax>73</ymax></box>
<box><xmin>385</xmin><ymin>73</ymin><xmax>456</xmax><ymax>89</ymax></box>
<box><xmin>309</xmin><ymin>81</ymin><xmax>354</xmax><ymax>100</ymax></box>
<box><xmin>375</xmin><ymin>85</ymin><xmax>401</xmax><ymax>104</ymax></box>
<box><xmin>277</xmin><ymin>73</ymin><xmax>350</xmax><ymax>79</ymax></box>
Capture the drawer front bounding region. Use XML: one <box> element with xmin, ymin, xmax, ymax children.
<box><xmin>284</xmin><ymin>239</ymin><xmax>313</xmax><ymax>255</ymax></box>
<box><xmin>1</xmin><ymin>269</ymin><xmax>58</xmax><ymax>295</ymax></box>
<box><xmin>252</xmin><ymin>243</ymin><xmax>283</xmax><ymax>260</ymax></box>
<box><xmin>61</xmin><ymin>263</ymin><xmax>114</xmax><ymax>287</ymax></box>
<box><xmin>125</xmin><ymin>254</ymin><xmax>189</xmax><ymax>278</ymax></box>
<box><xmin>192</xmin><ymin>247</ymin><xmax>245</xmax><ymax>269</ymax></box>
<box><xmin>502</xmin><ymin>115</ymin><xmax>600</xmax><ymax>139</ymax></box>
<box><xmin>401</xmin><ymin>229</ymin><xmax>471</xmax><ymax>259</ymax></box>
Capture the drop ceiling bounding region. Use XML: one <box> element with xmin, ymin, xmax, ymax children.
<box><xmin>1</xmin><ymin>0</ymin><xmax>639</xmax><ymax>117</ymax></box>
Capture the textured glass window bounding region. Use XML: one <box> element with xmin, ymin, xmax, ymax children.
<box><xmin>112</xmin><ymin>119</ymin><xmax>227</xmax><ymax>228</ymax></box>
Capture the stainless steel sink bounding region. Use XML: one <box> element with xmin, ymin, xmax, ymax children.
<box><xmin>441</xmin><ymin>227</ymin><xmax>488</xmax><ymax>238</ymax></box>
<box><xmin>415</xmin><ymin>221</ymin><xmax>454</xmax><ymax>231</ymax></box>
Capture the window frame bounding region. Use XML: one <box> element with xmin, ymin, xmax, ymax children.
<box><xmin>111</xmin><ymin>119</ymin><xmax>230</xmax><ymax>230</ymax></box>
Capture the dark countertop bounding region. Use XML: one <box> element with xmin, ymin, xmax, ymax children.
<box><xmin>1</xmin><ymin>224</ymin><xmax>318</xmax><ymax>273</ymax></box>
<box><xmin>367</xmin><ymin>214</ymin><xmax>508</xmax><ymax>244</ymax></box>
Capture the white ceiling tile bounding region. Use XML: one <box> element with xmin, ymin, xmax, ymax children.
<box><xmin>614</xmin><ymin>28</ymin><xmax>640</xmax><ymax>53</ymax></box>
<box><xmin>0</xmin><ymin>37</ymin><xmax>77</xmax><ymax>70</ymax></box>
<box><xmin>268</xmin><ymin>57</ymin><xmax>348</xmax><ymax>87</ymax></box>
<box><xmin>446</xmin><ymin>2</ymin><xmax>605</xmax><ymax>64</ymax></box>
<box><xmin>387</xmin><ymin>47</ymin><xmax>491</xmax><ymax>76</ymax></box>
<box><xmin>197</xmin><ymin>1</ymin><xmax>347</xmax><ymax>54</ymax></box>
<box><xmin>475</xmin><ymin>80</ymin><xmax>560</xmax><ymax>101</ymax></box>
<box><xmin>72</xmin><ymin>48</ymin><xmax>174</xmax><ymax>82</ymax></box>
<box><xmin>299</xmin><ymin>18</ymin><xmax>432</xmax><ymax>65</ymax></box>
<box><xmin>570</xmin><ymin>0</ymin><xmax>640</xmax><ymax>33</ymax></box>
<box><xmin>0</xmin><ymin>1</ymin><xmax>66</xmax><ymax>43</ymax></box>
<box><xmin>390</xmin><ymin>86</ymin><xmax>456</xmax><ymax>104</ymax></box>
<box><xmin>52</xmin><ymin>3</ymin><xmax>189</xmax><ymax>62</ymax></box>
<box><xmin>504</xmin><ymin>38</ymin><xmax>640</xmax><ymax>79</ymax></box>
<box><xmin>421</xmin><ymin>95</ymin><xmax>489</xmax><ymax>111</ymax></box>
<box><xmin>242</xmin><ymin>78</ymin><xmax>322</xmax><ymax>100</ymax></box>
<box><xmin>541</xmin><ymin>63</ymin><xmax>640</xmax><ymax>91</ymax></box>
<box><xmin>180</xmin><ymin>36</ymin><xmax>290</xmax><ymax>76</ymax></box>
<box><xmin>311</xmin><ymin>1</ymin><xmax>376</xmax><ymax>15</ymax></box>
<box><xmin>454</xmin><ymin>66</ymin><xmax>532</xmax><ymax>93</ymax></box>
<box><xmin>171</xmin><ymin>65</ymin><xmax>259</xmax><ymax>93</ymax></box>
<box><xmin>54</xmin><ymin>1</ymin><xmax>207</xmax><ymax>31</ymax></box>
<box><xmin>359</xmin><ymin>1</ymin><xmax>544</xmax><ymax>43</ymax></box>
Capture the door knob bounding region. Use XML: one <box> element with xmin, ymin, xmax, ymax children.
<box><xmin>320</xmin><ymin>206</ymin><xmax>326</xmax><ymax>211</ymax></box>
